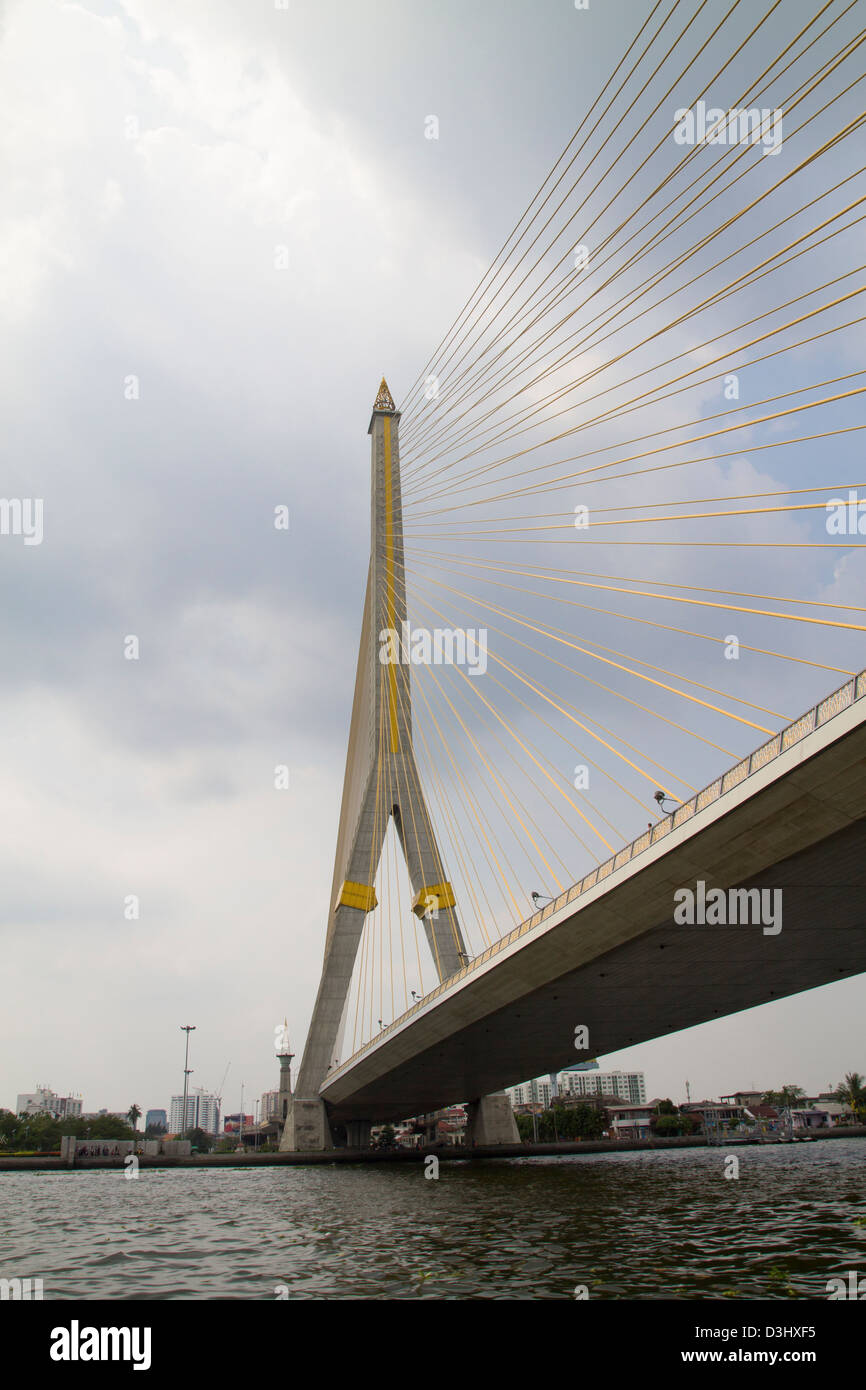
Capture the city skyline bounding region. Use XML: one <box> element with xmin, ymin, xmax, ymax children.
<box><xmin>7</xmin><ymin>1006</ymin><xmax>862</xmax><ymax>1121</ymax></box>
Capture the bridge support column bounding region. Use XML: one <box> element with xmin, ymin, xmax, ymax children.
<box><xmin>345</xmin><ymin>1120</ymin><xmax>372</xmax><ymax>1149</ymax></box>
<box><xmin>278</xmin><ymin>1097</ymin><xmax>333</xmax><ymax>1153</ymax></box>
<box><xmin>465</xmin><ymin>1092</ymin><xmax>520</xmax><ymax>1147</ymax></box>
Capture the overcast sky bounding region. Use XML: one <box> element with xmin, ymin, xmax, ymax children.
<box><xmin>1</xmin><ymin>0</ymin><xmax>863</xmax><ymax>1120</ymax></box>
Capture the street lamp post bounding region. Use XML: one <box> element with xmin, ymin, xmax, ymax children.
<box><xmin>180</xmin><ymin>1025</ymin><xmax>196</xmax><ymax>1139</ymax></box>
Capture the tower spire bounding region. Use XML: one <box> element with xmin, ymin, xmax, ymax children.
<box><xmin>373</xmin><ymin>376</ymin><xmax>396</xmax><ymax>412</ymax></box>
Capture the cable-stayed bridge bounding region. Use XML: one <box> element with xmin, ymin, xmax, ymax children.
<box><xmin>281</xmin><ymin>1</ymin><xmax>866</xmax><ymax>1149</ymax></box>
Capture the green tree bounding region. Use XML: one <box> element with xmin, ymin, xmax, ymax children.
<box><xmin>570</xmin><ymin>1103</ymin><xmax>605</xmax><ymax>1139</ymax></box>
<box><xmin>515</xmin><ymin>1113</ymin><xmax>535</xmax><ymax>1142</ymax></box>
<box><xmin>654</xmin><ymin>1115</ymin><xmax>684</xmax><ymax>1136</ymax></box>
<box><xmin>0</xmin><ymin>1111</ymin><xmax>139</xmax><ymax>1153</ymax></box>
<box><xmin>9</xmin><ymin>1114</ymin><xmax>60</xmax><ymax>1152</ymax></box>
<box><xmin>187</xmin><ymin>1126</ymin><xmax>212</xmax><ymax>1153</ymax></box>
<box><xmin>534</xmin><ymin>1103</ymin><xmax>604</xmax><ymax>1142</ymax></box>
<box><xmin>780</xmin><ymin>1085</ymin><xmax>805</xmax><ymax>1107</ymax></box>
<box><xmin>762</xmin><ymin>1085</ymin><xmax>805</xmax><ymax>1109</ymax></box>
<box><xmin>75</xmin><ymin>1116</ymin><xmax>135</xmax><ymax>1141</ymax></box>
<box><xmin>0</xmin><ymin>1109</ymin><xmax>18</xmax><ymax>1148</ymax></box>
<box><xmin>127</xmin><ymin>1104</ymin><xmax>142</xmax><ymax>1132</ymax></box>
<box><xmin>652</xmin><ymin>1106</ymin><xmax>697</xmax><ymax>1136</ymax></box>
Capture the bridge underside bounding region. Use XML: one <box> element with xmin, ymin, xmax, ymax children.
<box><xmin>320</xmin><ymin>716</ymin><xmax>866</xmax><ymax>1126</ymax></box>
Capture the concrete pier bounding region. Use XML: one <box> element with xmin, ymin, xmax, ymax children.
<box><xmin>465</xmin><ymin>1093</ymin><xmax>521</xmax><ymax>1146</ymax></box>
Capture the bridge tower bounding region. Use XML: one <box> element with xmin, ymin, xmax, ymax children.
<box><xmin>281</xmin><ymin>378</ymin><xmax>518</xmax><ymax>1151</ymax></box>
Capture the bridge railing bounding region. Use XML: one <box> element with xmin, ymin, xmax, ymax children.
<box><xmin>328</xmin><ymin>670</ymin><xmax>864</xmax><ymax>1081</ymax></box>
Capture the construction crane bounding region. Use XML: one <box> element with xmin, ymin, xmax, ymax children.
<box><xmin>215</xmin><ymin>1062</ymin><xmax>230</xmax><ymax>1106</ymax></box>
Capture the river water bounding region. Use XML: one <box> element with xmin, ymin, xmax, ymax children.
<box><xmin>1</xmin><ymin>1141</ymin><xmax>863</xmax><ymax>1299</ymax></box>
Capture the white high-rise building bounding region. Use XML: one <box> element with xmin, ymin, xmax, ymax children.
<box><xmin>169</xmin><ymin>1091</ymin><xmax>220</xmax><ymax>1134</ymax></box>
<box><xmin>260</xmin><ymin>1090</ymin><xmax>281</xmax><ymax>1122</ymax></box>
<box><xmin>508</xmin><ymin>1069</ymin><xmax>646</xmax><ymax>1107</ymax></box>
<box><xmin>16</xmin><ymin>1086</ymin><xmax>82</xmax><ymax>1119</ymax></box>
<box><xmin>559</xmin><ymin>1068</ymin><xmax>646</xmax><ymax>1103</ymax></box>
<box><xmin>509</xmin><ymin>1077</ymin><xmax>553</xmax><ymax>1107</ymax></box>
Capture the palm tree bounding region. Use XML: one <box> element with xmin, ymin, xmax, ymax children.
<box><xmin>833</xmin><ymin>1073</ymin><xmax>866</xmax><ymax>1122</ymax></box>
<box><xmin>127</xmin><ymin>1104</ymin><xmax>142</xmax><ymax>1132</ymax></box>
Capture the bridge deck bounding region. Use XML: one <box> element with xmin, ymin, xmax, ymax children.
<box><xmin>321</xmin><ymin>674</ymin><xmax>866</xmax><ymax>1124</ymax></box>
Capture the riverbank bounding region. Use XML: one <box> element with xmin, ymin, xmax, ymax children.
<box><xmin>1</xmin><ymin>1125</ymin><xmax>863</xmax><ymax>1171</ymax></box>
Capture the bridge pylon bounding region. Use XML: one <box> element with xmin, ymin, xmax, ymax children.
<box><xmin>282</xmin><ymin>378</ymin><xmax>514</xmax><ymax>1151</ymax></box>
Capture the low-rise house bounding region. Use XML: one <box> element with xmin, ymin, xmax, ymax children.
<box><xmin>720</xmin><ymin>1091</ymin><xmax>764</xmax><ymax>1108</ymax></box>
<box><xmin>744</xmin><ymin>1103</ymin><xmax>780</xmax><ymax>1134</ymax></box>
<box><xmin>782</xmin><ymin>1106</ymin><xmax>830</xmax><ymax>1132</ymax></box>
<box><xmin>816</xmin><ymin>1101</ymin><xmax>853</xmax><ymax>1126</ymax></box>
<box><xmin>681</xmin><ymin>1101</ymin><xmax>747</xmax><ymax>1136</ymax></box>
<box><xmin>559</xmin><ymin>1091</ymin><xmax>624</xmax><ymax>1113</ymax></box>
<box><xmin>605</xmin><ymin>1103</ymin><xmax>654</xmax><ymax>1139</ymax></box>
<box><xmin>394</xmin><ymin>1126</ymin><xmax>422</xmax><ymax>1148</ymax></box>
<box><xmin>803</xmin><ymin>1099</ymin><xmax>852</xmax><ymax>1126</ymax></box>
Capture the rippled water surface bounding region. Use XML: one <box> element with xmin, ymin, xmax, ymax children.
<box><xmin>1</xmin><ymin>1142</ymin><xmax>864</xmax><ymax>1299</ymax></box>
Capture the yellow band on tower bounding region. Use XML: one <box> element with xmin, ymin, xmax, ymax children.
<box><xmin>384</xmin><ymin>414</ymin><xmax>400</xmax><ymax>753</ymax></box>
<box><xmin>338</xmin><ymin>880</ymin><xmax>378</xmax><ymax>913</ymax></box>
<box><xmin>412</xmin><ymin>882</ymin><xmax>456</xmax><ymax>917</ymax></box>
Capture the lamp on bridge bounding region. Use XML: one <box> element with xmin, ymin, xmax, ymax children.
<box><xmin>531</xmin><ymin>892</ymin><xmax>553</xmax><ymax>909</ymax></box>
<box><xmin>653</xmin><ymin>789</ymin><xmax>679</xmax><ymax>814</ymax></box>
